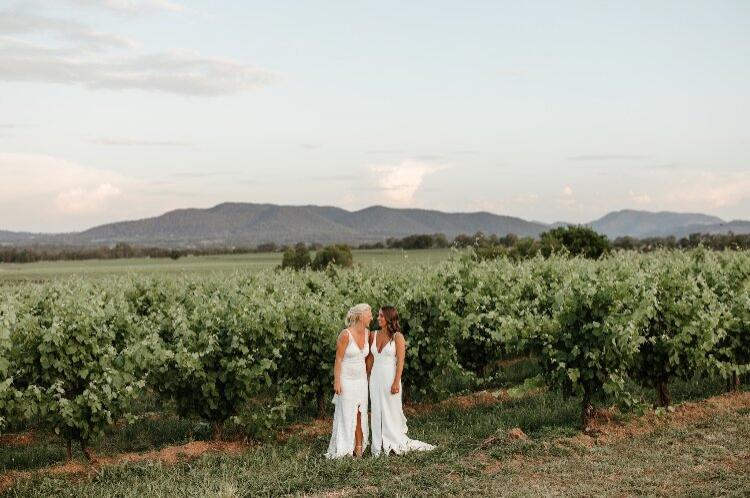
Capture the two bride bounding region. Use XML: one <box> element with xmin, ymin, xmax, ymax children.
<box><xmin>325</xmin><ymin>303</ymin><xmax>435</xmax><ymax>458</ymax></box>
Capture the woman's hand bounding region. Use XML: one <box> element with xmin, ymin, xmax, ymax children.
<box><xmin>334</xmin><ymin>380</ymin><xmax>342</xmax><ymax>395</ymax></box>
<box><xmin>390</xmin><ymin>381</ymin><xmax>400</xmax><ymax>395</ymax></box>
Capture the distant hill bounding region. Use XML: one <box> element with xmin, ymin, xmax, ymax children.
<box><xmin>585</xmin><ymin>210</ymin><xmax>724</xmax><ymax>238</ymax></box>
<box><xmin>0</xmin><ymin>203</ymin><xmax>546</xmax><ymax>248</ymax></box>
<box><xmin>0</xmin><ymin>230</ymin><xmax>40</xmax><ymax>245</ymax></box>
<box><xmin>0</xmin><ymin>204</ymin><xmax>747</xmax><ymax>248</ymax></box>
<box><xmin>663</xmin><ymin>220</ymin><xmax>750</xmax><ymax>239</ymax></box>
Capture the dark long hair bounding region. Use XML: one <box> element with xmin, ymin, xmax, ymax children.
<box><xmin>380</xmin><ymin>306</ymin><xmax>402</xmax><ymax>340</ymax></box>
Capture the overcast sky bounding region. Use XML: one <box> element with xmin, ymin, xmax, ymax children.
<box><xmin>1</xmin><ymin>0</ymin><xmax>748</xmax><ymax>232</ymax></box>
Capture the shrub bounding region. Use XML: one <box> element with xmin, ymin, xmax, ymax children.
<box><xmin>281</xmin><ymin>244</ymin><xmax>312</xmax><ymax>270</ymax></box>
<box><xmin>540</xmin><ymin>226</ymin><xmax>611</xmax><ymax>259</ymax></box>
<box><xmin>9</xmin><ymin>282</ymin><xmax>146</xmax><ymax>460</ymax></box>
<box><xmin>631</xmin><ymin>253</ymin><xmax>724</xmax><ymax>407</ymax></box>
<box><xmin>312</xmin><ymin>245</ymin><xmax>353</xmax><ymax>270</ymax></box>
<box><xmin>531</xmin><ymin>259</ymin><xmax>648</xmax><ymax>427</ymax></box>
<box><xmin>147</xmin><ymin>278</ymin><xmax>285</xmax><ymax>438</ymax></box>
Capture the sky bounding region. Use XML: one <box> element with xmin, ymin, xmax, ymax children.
<box><xmin>1</xmin><ymin>0</ymin><xmax>748</xmax><ymax>232</ymax></box>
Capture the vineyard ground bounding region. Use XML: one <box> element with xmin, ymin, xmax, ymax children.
<box><xmin>0</xmin><ymin>249</ymin><xmax>454</xmax><ymax>282</ymax></box>
<box><xmin>2</xmin><ymin>359</ymin><xmax>748</xmax><ymax>497</ymax></box>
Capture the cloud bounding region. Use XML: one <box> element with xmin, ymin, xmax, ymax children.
<box><xmin>91</xmin><ymin>137</ymin><xmax>190</xmax><ymax>146</ymax></box>
<box><xmin>628</xmin><ymin>190</ymin><xmax>651</xmax><ymax>206</ymax></box>
<box><xmin>568</xmin><ymin>154</ymin><xmax>649</xmax><ymax>161</ymax></box>
<box><xmin>0</xmin><ymin>8</ymin><xmax>136</xmax><ymax>49</ymax></box>
<box><xmin>66</xmin><ymin>0</ymin><xmax>183</xmax><ymax>15</ymax></box>
<box><xmin>0</xmin><ymin>5</ymin><xmax>275</xmax><ymax>96</ymax></box>
<box><xmin>55</xmin><ymin>183</ymin><xmax>121</xmax><ymax>214</ymax></box>
<box><xmin>0</xmin><ymin>37</ymin><xmax>276</xmax><ymax>95</ymax></box>
<box><xmin>0</xmin><ymin>153</ymin><xmax>179</xmax><ymax>231</ymax></box>
<box><xmin>558</xmin><ymin>185</ymin><xmax>582</xmax><ymax>211</ymax></box>
<box><xmin>668</xmin><ymin>172</ymin><xmax>750</xmax><ymax>209</ymax></box>
<box><xmin>370</xmin><ymin>160</ymin><xmax>444</xmax><ymax>205</ymax></box>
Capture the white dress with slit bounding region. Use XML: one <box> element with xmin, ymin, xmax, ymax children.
<box><xmin>369</xmin><ymin>331</ymin><xmax>435</xmax><ymax>456</ymax></box>
<box><xmin>325</xmin><ymin>329</ymin><xmax>369</xmax><ymax>459</ymax></box>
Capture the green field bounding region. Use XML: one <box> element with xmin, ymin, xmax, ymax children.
<box><xmin>0</xmin><ymin>249</ymin><xmax>454</xmax><ymax>282</ymax></box>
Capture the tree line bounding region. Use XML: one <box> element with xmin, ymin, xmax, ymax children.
<box><xmin>1</xmin><ymin>228</ymin><xmax>748</xmax><ymax>264</ymax></box>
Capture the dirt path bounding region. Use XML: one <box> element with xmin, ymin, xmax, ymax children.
<box><xmin>479</xmin><ymin>391</ymin><xmax>750</xmax><ymax>475</ymax></box>
<box><xmin>0</xmin><ymin>440</ymin><xmax>251</xmax><ymax>494</ymax></box>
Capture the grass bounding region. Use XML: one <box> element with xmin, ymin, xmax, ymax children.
<box><xmin>0</xmin><ymin>249</ymin><xmax>455</xmax><ymax>282</ymax></box>
<box><xmin>3</xmin><ymin>359</ymin><xmax>746</xmax><ymax>497</ymax></box>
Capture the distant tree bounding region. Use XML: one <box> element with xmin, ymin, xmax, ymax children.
<box><xmin>433</xmin><ymin>233</ymin><xmax>449</xmax><ymax>248</ymax></box>
<box><xmin>399</xmin><ymin>234</ymin><xmax>433</xmax><ymax>250</ymax></box>
<box><xmin>472</xmin><ymin>231</ymin><xmax>488</xmax><ymax>247</ymax></box>
<box><xmin>359</xmin><ymin>241</ymin><xmax>385</xmax><ymax>249</ymax></box>
<box><xmin>311</xmin><ymin>245</ymin><xmax>353</xmax><ymax>270</ymax></box>
<box><xmin>475</xmin><ymin>245</ymin><xmax>508</xmax><ymax>261</ymax></box>
<box><xmin>112</xmin><ymin>242</ymin><xmax>134</xmax><ymax>258</ymax></box>
<box><xmin>281</xmin><ymin>243</ymin><xmax>311</xmax><ymax>270</ymax></box>
<box><xmin>613</xmin><ymin>236</ymin><xmax>638</xmax><ymax>250</ymax></box>
<box><xmin>452</xmin><ymin>234</ymin><xmax>474</xmax><ymax>248</ymax></box>
<box><xmin>508</xmin><ymin>237</ymin><xmax>540</xmax><ymax>261</ymax></box>
<box><xmin>499</xmin><ymin>233</ymin><xmax>519</xmax><ymax>247</ymax></box>
<box><xmin>256</xmin><ymin>242</ymin><xmax>278</xmax><ymax>253</ymax></box>
<box><xmin>540</xmin><ymin>226</ymin><xmax>610</xmax><ymax>259</ymax></box>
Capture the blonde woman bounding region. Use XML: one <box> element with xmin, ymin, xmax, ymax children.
<box><xmin>325</xmin><ymin>303</ymin><xmax>372</xmax><ymax>458</ymax></box>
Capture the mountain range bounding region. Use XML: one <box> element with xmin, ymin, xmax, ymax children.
<box><xmin>1</xmin><ymin>204</ymin><xmax>748</xmax><ymax>248</ymax></box>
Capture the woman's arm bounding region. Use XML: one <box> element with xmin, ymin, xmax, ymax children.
<box><xmin>333</xmin><ymin>330</ymin><xmax>349</xmax><ymax>394</ymax></box>
<box><xmin>391</xmin><ymin>332</ymin><xmax>406</xmax><ymax>395</ymax></box>
<box><xmin>365</xmin><ymin>330</ymin><xmax>374</xmax><ymax>379</ymax></box>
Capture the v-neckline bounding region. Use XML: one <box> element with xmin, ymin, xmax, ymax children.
<box><xmin>348</xmin><ymin>328</ymin><xmax>366</xmax><ymax>352</ymax></box>
<box><xmin>375</xmin><ymin>330</ymin><xmax>391</xmax><ymax>354</ymax></box>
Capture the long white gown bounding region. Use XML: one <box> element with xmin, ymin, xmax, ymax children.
<box><xmin>369</xmin><ymin>330</ymin><xmax>435</xmax><ymax>456</ymax></box>
<box><xmin>325</xmin><ymin>329</ymin><xmax>369</xmax><ymax>459</ymax></box>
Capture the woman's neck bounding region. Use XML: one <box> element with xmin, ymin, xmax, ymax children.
<box><xmin>350</xmin><ymin>323</ymin><xmax>366</xmax><ymax>334</ymax></box>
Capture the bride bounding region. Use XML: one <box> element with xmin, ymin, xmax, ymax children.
<box><xmin>369</xmin><ymin>306</ymin><xmax>435</xmax><ymax>456</ymax></box>
<box><xmin>325</xmin><ymin>304</ymin><xmax>371</xmax><ymax>458</ymax></box>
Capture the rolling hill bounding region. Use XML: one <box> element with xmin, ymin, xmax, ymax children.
<box><xmin>0</xmin><ymin>205</ymin><xmax>747</xmax><ymax>248</ymax></box>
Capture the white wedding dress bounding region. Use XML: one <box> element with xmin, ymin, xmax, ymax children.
<box><xmin>369</xmin><ymin>331</ymin><xmax>435</xmax><ymax>456</ymax></box>
<box><xmin>325</xmin><ymin>329</ymin><xmax>369</xmax><ymax>459</ymax></box>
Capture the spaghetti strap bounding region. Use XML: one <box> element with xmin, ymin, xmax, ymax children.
<box><xmin>326</xmin><ymin>326</ymin><xmax>370</xmax><ymax>459</ymax></box>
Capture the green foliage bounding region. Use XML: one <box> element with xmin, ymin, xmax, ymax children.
<box><xmin>311</xmin><ymin>245</ymin><xmax>353</xmax><ymax>270</ymax></box>
<box><xmin>8</xmin><ymin>282</ymin><xmax>146</xmax><ymax>445</ymax></box>
<box><xmin>707</xmin><ymin>252</ymin><xmax>750</xmax><ymax>386</ymax></box>
<box><xmin>281</xmin><ymin>244</ymin><xmax>311</xmax><ymax>270</ymax></box>
<box><xmin>531</xmin><ymin>258</ymin><xmax>649</xmax><ymax>423</ymax></box>
<box><xmin>146</xmin><ymin>278</ymin><xmax>285</xmax><ymax>435</ymax></box>
<box><xmin>1</xmin><ymin>249</ymin><xmax>749</xmax><ymax>442</ymax></box>
<box><xmin>540</xmin><ymin>225</ymin><xmax>611</xmax><ymax>259</ymax></box>
<box><xmin>0</xmin><ymin>296</ymin><xmax>19</xmax><ymax>435</ymax></box>
<box><xmin>631</xmin><ymin>252</ymin><xmax>724</xmax><ymax>406</ymax></box>
<box><xmin>272</xmin><ymin>271</ymin><xmax>343</xmax><ymax>416</ymax></box>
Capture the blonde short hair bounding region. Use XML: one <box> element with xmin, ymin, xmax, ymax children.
<box><xmin>345</xmin><ymin>303</ymin><xmax>371</xmax><ymax>327</ymax></box>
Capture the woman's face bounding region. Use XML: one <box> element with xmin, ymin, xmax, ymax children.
<box><xmin>377</xmin><ymin>309</ymin><xmax>386</xmax><ymax>329</ymax></box>
<box><xmin>362</xmin><ymin>309</ymin><xmax>373</xmax><ymax>327</ymax></box>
